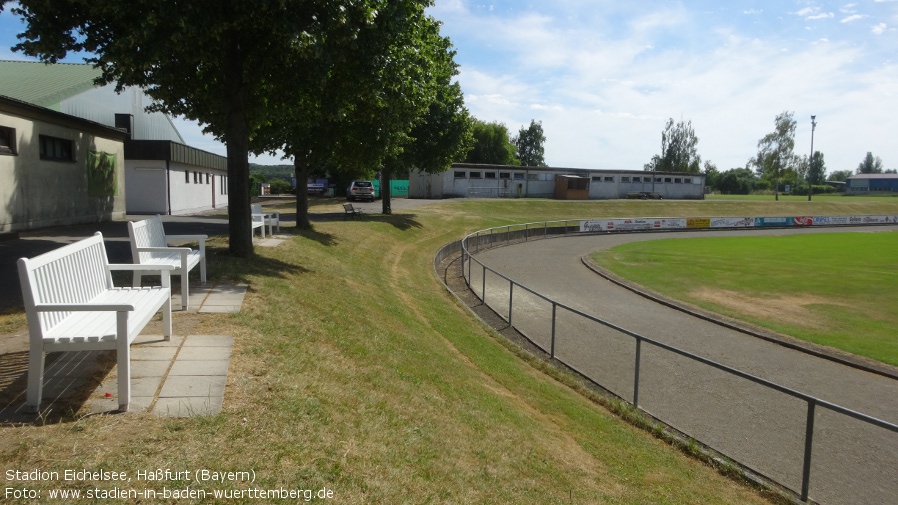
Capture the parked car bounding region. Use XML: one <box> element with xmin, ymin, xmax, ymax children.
<box><xmin>347</xmin><ymin>180</ymin><xmax>376</xmax><ymax>201</ymax></box>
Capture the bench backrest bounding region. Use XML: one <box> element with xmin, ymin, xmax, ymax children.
<box><xmin>129</xmin><ymin>215</ymin><xmax>167</xmax><ymax>264</ymax></box>
<box><xmin>17</xmin><ymin>232</ymin><xmax>112</xmax><ymax>337</ymax></box>
<box><xmin>251</xmin><ymin>204</ymin><xmax>263</xmax><ymax>214</ymax></box>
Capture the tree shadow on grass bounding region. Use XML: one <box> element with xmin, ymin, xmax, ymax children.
<box><xmin>364</xmin><ymin>212</ymin><xmax>423</xmax><ymax>231</ymax></box>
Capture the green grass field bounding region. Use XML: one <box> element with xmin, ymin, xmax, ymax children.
<box><xmin>592</xmin><ymin>232</ymin><xmax>898</xmax><ymax>366</ymax></box>
<box><xmin>2</xmin><ymin>197</ymin><xmax>898</xmax><ymax>504</ymax></box>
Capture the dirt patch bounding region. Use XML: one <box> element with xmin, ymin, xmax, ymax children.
<box><xmin>688</xmin><ymin>287</ymin><xmax>849</xmax><ymax>328</ymax></box>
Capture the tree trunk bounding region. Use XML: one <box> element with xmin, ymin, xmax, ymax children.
<box><xmin>294</xmin><ymin>157</ymin><xmax>311</xmax><ymax>230</ymax></box>
<box><xmin>224</xmin><ymin>41</ymin><xmax>253</xmax><ymax>257</ymax></box>
<box><xmin>381</xmin><ymin>167</ymin><xmax>392</xmax><ymax>215</ymax></box>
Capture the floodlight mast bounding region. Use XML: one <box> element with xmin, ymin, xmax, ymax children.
<box><xmin>808</xmin><ymin>115</ymin><xmax>817</xmax><ymax>201</ymax></box>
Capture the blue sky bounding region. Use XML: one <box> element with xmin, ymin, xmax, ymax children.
<box><xmin>3</xmin><ymin>1</ymin><xmax>898</xmax><ymax>173</ymax></box>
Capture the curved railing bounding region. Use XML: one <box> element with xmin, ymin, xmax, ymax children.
<box><xmin>435</xmin><ymin>216</ymin><xmax>898</xmax><ymax>505</ymax></box>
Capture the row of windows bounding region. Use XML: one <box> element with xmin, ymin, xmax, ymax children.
<box><xmin>185</xmin><ymin>170</ymin><xmax>228</xmax><ymax>195</ymax></box>
<box><xmin>450</xmin><ymin>169</ymin><xmax>695</xmax><ymax>185</ymax></box>
<box><xmin>594</xmin><ymin>175</ymin><xmax>694</xmax><ymax>184</ymax></box>
<box><xmin>1</xmin><ymin>126</ymin><xmax>76</xmax><ymax>162</ymax></box>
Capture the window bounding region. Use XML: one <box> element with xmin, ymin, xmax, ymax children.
<box><xmin>527</xmin><ymin>173</ymin><xmax>539</xmax><ymax>181</ymax></box>
<box><xmin>206</xmin><ymin>173</ymin><xmax>211</xmax><ymax>184</ymax></box>
<box><xmin>632</xmin><ymin>176</ymin><xmax>641</xmax><ymax>183</ymax></box>
<box><xmin>220</xmin><ymin>175</ymin><xmax>228</xmax><ymax>194</ymax></box>
<box><xmin>0</xmin><ymin>126</ymin><xmax>15</xmax><ymax>155</ymax></box>
<box><xmin>39</xmin><ymin>135</ymin><xmax>74</xmax><ymax>161</ymax></box>
<box><xmin>621</xmin><ymin>176</ymin><xmax>630</xmax><ymax>183</ymax></box>
<box><xmin>469</xmin><ymin>171</ymin><xmax>482</xmax><ymax>179</ymax></box>
<box><xmin>664</xmin><ymin>177</ymin><xmax>672</xmax><ymax>183</ymax></box>
<box><xmin>674</xmin><ymin>178</ymin><xmax>682</xmax><ymax>183</ymax></box>
<box><xmin>684</xmin><ymin>178</ymin><xmax>692</xmax><ymax>184</ymax></box>
<box><xmin>193</xmin><ymin>171</ymin><xmax>199</xmax><ymax>183</ymax></box>
<box><xmin>591</xmin><ymin>176</ymin><xmax>602</xmax><ymax>182</ymax></box>
<box><xmin>454</xmin><ymin>171</ymin><xmax>466</xmax><ymax>179</ymax></box>
<box><xmin>485</xmin><ymin>172</ymin><xmax>496</xmax><ymax>179</ymax></box>
<box><xmin>513</xmin><ymin>173</ymin><xmax>525</xmax><ymax>180</ymax></box>
<box><xmin>499</xmin><ymin>172</ymin><xmax>511</xmax><ymax>179</ymax></box>
<box><xmin>186</xmin><ymin>170</ymin><xmax>190</xmax><ymax>183</ymax></box>
<box><xmin>604</xmin><ymin>176</ymin><xmax>614</xmax><ymax>183</ymax></box>
<box><xmin>654</xmin><ymin>177</ymin><xmax>662</xmax><ymax>183</ymax></box>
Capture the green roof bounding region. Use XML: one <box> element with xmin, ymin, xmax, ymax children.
<box><xmin>0</xmin><ymin>60</ymin><xmax>102</xmax><ymax>109</ymax></box>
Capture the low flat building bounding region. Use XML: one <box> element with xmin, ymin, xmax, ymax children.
<box><xmin>846</xmin><ymin>173</ymin><xmax>898</xmax><ymax>195</ymax></box>
<box><xmin>410</xmin><ymin>163</ymin><xmax>705</xmax><ymax>200</ymax></box>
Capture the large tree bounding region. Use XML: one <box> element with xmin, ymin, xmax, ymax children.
<box><xmin>808</xmin><ymin>151</ymin><xmax>826</xmax><ymax>186</ymax></box>
<box><xmin>750</xmin><ymin>111</ymin><xmax>797</xmax><ymax>201</ymax></box>
<box><xmin>377</xmin><ymin>13</ymin><xmax>471</xmax><ymax>215</ymax></box>
<box><xmin>644</xmin><ymin>118</ymin><xmax>702</xmax><ymax>173</ymax></box>
<box><xmin>251</xmin><ymin>1</ymin><xmax>441</xmax><ymax>225</ymax></box>
<box><xmin>13</xmin><ymin>0</ymin><xmax>334</xmax><ymax>256</ymax></box>
<box><xmin>513</xmin><ymin>120</ymin><xmax>547</xmax><ymax>167</ymax></box>
<box><xmin>464</xmin><ymin>119</ymin><xmax>519</xmax><ymax>165</ymax></box>
<box><xmin>857</xmin><ymin>152</ymin><xmax>884</xmax><ymax>174</ymax></box>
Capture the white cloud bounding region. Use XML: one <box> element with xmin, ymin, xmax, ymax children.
<box><xmin>807</xmin><ymin>12</ymin><xmax>835</xmax><ymax>20</ymax></box>
<box><xmin>841</xmin><ymin>14</ymin><xmax>866</xmax><ymax>23</ymax></box>
<box><xmin>872</xmin><ymin>22</ymin><xmax>888</xmax><ymax>34</ymax></box>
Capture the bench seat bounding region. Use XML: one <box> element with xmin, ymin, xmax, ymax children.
<box><xmin>129</xmin><ymin>215</ymin><xmax>207</xmax><ymax>310</ymax></box>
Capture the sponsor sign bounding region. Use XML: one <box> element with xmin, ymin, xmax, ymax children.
<box><xmin>811</xmin><ymin>216</ymin><xmax>851</xmax><ymax>226</ymax></box>
<box><xmin>710</xmin><ymin>217</ymin><xmax>753</xmax><ymax>228</ymax></box>
<box><xmin>793</xmin><ymin>216</ymin><xmax>813</xmax><ymax>226</ymax></box>
<box><xmin>655</xmin><ymin>218</ymin><xmax>687</xmax><ymax>229</ymax></box>
<box><xmin>753</xmin><ymin>216</ymin><xmax>791</xmax><ymax>227</ymax></box>
<box><xmin>580</xmin><ymin>220</ymin><xmax>606</xmax><ymax>232</ymax></box>
<box><xmin>687</xmin><ymin>218</ymin><xmax>710</xmax><ymax>229</ymax></box>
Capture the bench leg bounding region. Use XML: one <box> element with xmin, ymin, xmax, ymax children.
<box><xmin>133</xmin><ymin>271</ymin><xmax>142</xmax><ymax>288</ymax></box>
<box><xmin>116</xmin><ymin>312</ymin><xmax>130</xmax><ymax>412</ymax></box>
<box><xmin>162</xmin><ymin>271</ymin><xmax>172</xmax><ymax>341</ymax></box>
<box><xmin>180</xmin><ymin>271</ymin><xmax>189</xmax><ymax>311</ymax></box>
<box><xmin>25</xmin><ymin>347</ymin><xmax>45</xmax><ymax>413</ymax></box>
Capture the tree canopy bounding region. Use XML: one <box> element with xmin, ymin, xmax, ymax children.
<box><xmin>463</xmin><ymin>119</ymin><xmax>519</xmax><ymax>165</ymax></box>
<box><xmin>750</xmin><ymin>111</ymin><xmax>797</xmax><ymax>200</ymax></box>
<box><xmin>513</xmin><ymin>120</ymin><xmax>547</xmax><ymax>167</ymax></box>
<box><xmin>857</xmin><ymin>152</ymin><xmax>884</xmax><ymax>174</ymax></box>
<box><xmin>644</xmin><ymin>118</ymin><xmax>702</xmax><ymax>173</ymax></box>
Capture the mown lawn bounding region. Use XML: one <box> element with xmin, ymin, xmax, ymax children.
<box><xmin>2</xmin><ymin>197</ymin><xmax>897</xmax><ymax>504</ymax></box>
<box><xmin>592</xmin><ymin>232</ymin><xmax>898</xmax><ymax>366</ymax></box>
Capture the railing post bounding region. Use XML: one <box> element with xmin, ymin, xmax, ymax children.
<box><xmin>508</xmin><ymin>281</ymin><xmax>514</xmax><ymax>326</ymax></box>
<box><xmin>550</xmin><ymin>302</ymin><xmax>557</xmax><ymax>359</ymax></box>
<box><xmin>801</xmin><ymin>400</ymin><xmax>817</xmax><ymax>502</ymax></box>
<box><xmin>633</xmin><ymin>338</ymin><xmax>642</xmax><ymax>407</ymax></box>
<box><xmin>481</xmin><ymin>265</ymin><xmax>487</xmax><ymax>304</ymax></box>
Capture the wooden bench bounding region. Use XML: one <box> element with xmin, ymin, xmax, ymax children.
<box><xmin>17</xmin><ymin>233</ymin><xmax>174</xmax><ymax>412</ymax></box>
<box><xmin>128</xmin><ymin>215</ymin><xmax>207</xmax><ymax>310</ymax></box>
<box><xmin>252</xmin><ymin>204</ymin><xmax>279</xmax><ymax>237</ymax></box>
<box><xmin>343</xmin><ymin>203</ymin><xmax>363</xmax><ymax>220</ymax></box>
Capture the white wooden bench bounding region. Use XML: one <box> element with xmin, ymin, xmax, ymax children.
<box><xmin>17</xmin><ymin>233</ymin><xmax>174</xmax><ymax>413</ymax></box>
<box><xmin>128</xmin><ymin>215</ymin><xmax>207</xmax><ymax>310</ymax></box>
<box><xmin>251</xmin><ymin>204</ymin><xmax>279</xmax><ymax>238</ymax></box>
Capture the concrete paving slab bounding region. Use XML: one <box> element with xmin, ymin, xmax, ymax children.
<box><xmin>130</xmin><ymin>360</ymin><xmax>172</xmax><ymax>378</ymax></box>
<box><xmin>182</xmin><ymin>335</ymin><xmax>234</xmax><ymax>347</ymax></box>
<box><xmin>159</xmin><ymin>375</ymin><xmax>226</xmax><ymax>398</ymax></box>
<box><xmin>198</xmin><ymin>305</ymin><xmax>243</xmax><ymax>314</ymax></box>
<box><xmin>169</xmin><ymin>360</ymin><xmax>230</xmax><ymax>376</ymax></box>
<box><xmin>133</xmin><ymin>335</ymin><xmax>185</xmax><ymax>347</ymax></box>
<box><xmin>130</xmin><ymin>346</ymin><xmax>178</xmax><ymax>361</ymax></box>
<box><xmin>176</xmin><ymin>346</ymin><xmax>232</xmax><ymax>361</ymax></box>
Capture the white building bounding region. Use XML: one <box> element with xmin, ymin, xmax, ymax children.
<box><xmin>411</xmin><ymin>163</ymin><xmax>706</xmax><ymax>200</ymax></box>
<box><xmin>0</xmin><ymin>60</ymin><xmax>228</xmax><ymax>220</ymax></box>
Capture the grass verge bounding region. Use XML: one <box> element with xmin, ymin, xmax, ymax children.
<box><xmin>2</xmin><ymin>197</ymin><xmax>896</xmax><ymax>504</ymax></box>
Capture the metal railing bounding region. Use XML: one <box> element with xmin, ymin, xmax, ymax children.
<box><xmin>440</xmin><ymin>220</ymin><xmax>898</xmax><ymax>505</ymax></box>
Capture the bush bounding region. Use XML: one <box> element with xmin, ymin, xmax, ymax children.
<box><xmin>269</xmin><ymin>179</ymin><xmax>294</xmax><ymax>195</ymax></box>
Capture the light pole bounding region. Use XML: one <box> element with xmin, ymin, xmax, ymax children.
<box><xmin>808</xmin><ymin>115</ymin><xmax>817</xmax><ymax>201</ymax></box>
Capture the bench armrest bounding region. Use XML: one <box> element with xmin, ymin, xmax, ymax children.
<box><xmin>34</xmin><ymin>303</ymin><xmax>136</xmax><ymax>312</ymax></box>
<box><xmin>165</xmin><ymin>234</ymin><xmax>207</xmax><ymax>244</ymax></box>
<box><xmin>136</xmin><ymin>246</ymin><xmax>193</xmax><ymax>254</ymax></box>
<box><xmin>108</xmin><ymin>263</ymin><xmax>176</xmax><ymax>271</ymax></box>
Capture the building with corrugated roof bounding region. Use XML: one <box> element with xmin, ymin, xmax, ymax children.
<box><xmin>845</xmin><ymin>173</ymin><xmax>898</xmax><ymax>195</ymax></box>
<box><xmin>0</xmin><ymin>60</ymin><xmax>228</xmax><ymax>222</ymax></box>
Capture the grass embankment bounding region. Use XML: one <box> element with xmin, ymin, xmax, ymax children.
<box><xmin>592</xmin><ymin>232</ymin><xmax>898</xmax><ymax>366</ymax></box>
<box><xmin>2</xmin><ymin>197</ymin><xmax>897</xmax><ymax>504</ymax></box>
